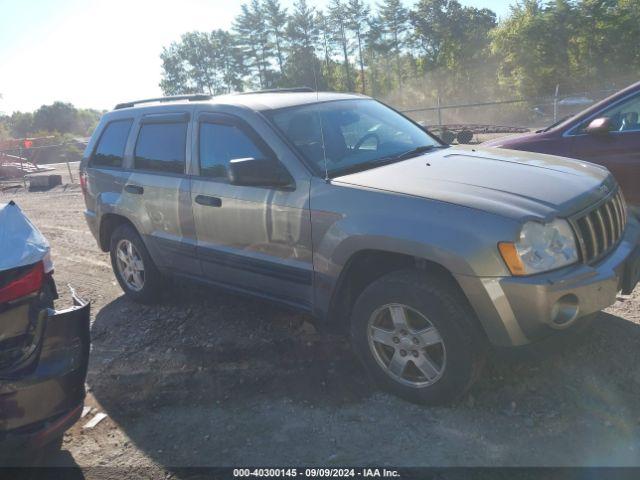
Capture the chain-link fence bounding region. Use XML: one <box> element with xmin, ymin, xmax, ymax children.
<box><xmin>398</xmin><ymin>87</ymin><xmax>619</xmax><ymax>144</ymax></box>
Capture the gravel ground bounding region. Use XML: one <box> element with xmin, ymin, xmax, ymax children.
<box><xmin>3</xmin><ymin>163</ymin><xmax>640</xmax><ymax>478</ymax></box>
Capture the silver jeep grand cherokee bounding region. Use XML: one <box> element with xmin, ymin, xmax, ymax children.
<box><xmin>80</xmin><ymin>90</ymin><xmax>640</xmax><ymax>404</ymax></box>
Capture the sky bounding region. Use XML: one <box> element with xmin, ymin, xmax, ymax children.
<box><xmin>0</xmin><ymin>0</ymin><xmax>513</xmax><ymax>114</ymax></box>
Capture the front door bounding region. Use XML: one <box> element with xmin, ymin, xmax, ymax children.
<box><xmin>569</xmin><ymin>92</ymin><xmax>640</xmax><ymax>208</ymax></box>
<box><xmin>190</xmin><ymin>112</ymin><xmax>313</xmax><ymax>309</ymax></box>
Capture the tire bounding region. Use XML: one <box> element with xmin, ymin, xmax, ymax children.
<box><xmin>109</xmin><ymin>223</ymin><xmax>163</xmax><ymax>304</ymax></box>
<box><xmin>350</xmin><ymin>269</ymin><xmax>486</xmax><ymax>405</ymax></box>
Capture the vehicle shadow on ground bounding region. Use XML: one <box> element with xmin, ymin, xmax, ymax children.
<box><xmin>87</xmin><ymin>284</ymin><xmax>640</xmax><ymax>467</ymax></box>
<box><xmin>88</xmin><ymin>284</ymin><xmax>371</xmax><ymax>406</ymax></box>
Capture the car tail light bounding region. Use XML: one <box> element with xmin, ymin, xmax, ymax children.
<box><xmin>0</xmin><ymin>261</ymin><xmax>44</xmax><ymax>304</ymax></box>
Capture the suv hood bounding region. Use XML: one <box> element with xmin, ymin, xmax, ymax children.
<box><xmin>333</xmin><ymin>146</ymin><xmax>613</xmax><ymax>221</ymax></box>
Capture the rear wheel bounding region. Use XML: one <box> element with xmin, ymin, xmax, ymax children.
<box><xmin>109</xmin><ymin>224</ymin><xmax>163</xmax><ymax>303</ymax></box>
<box><xmin>350</xmin><ymin>269</ymin><xmax>486</xmax><ymax>405</ymax></box>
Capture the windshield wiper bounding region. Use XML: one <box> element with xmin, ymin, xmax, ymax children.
<box><xmin>330</xmin><ymin>145</ymin><xmax>444</xmax><ymax>178</ymax></box>
<box><xmin>537</xmin><ymin>115</ymin><xmax>572</xmax><ymax>133</ymax></box>
<box><xmin>393</xmin><ymin>144</ymin><xmax>443</xmax><ymax>161</ymax></box>
<box><xmin>329</xmin><ymin>157</ymin><xmax>402</xmax><ymax>177</ymax></box>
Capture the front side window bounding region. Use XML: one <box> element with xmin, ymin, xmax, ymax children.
<box><xmin>266</xmin><ymin>99</ymin><xmax>442</xmax><ymax>177</ymax></box>
<box><xmin>199</xmin><ymin>122</ymin><xmax>266</xmax><ymax>179</ymax></box>
<box><xmin>91</xmin><ymin>119</ymin><xmax>133</xmax><ymax>167</ymax></box>
<box><xmin>134</xmin><ymin>122</ymin><xmax>187</xmax><ymax>174</ymax></box>
<box><xmin>577</xmin><ymin>93</ymin><xmax>640</xmax><ymax>134</ymax></box>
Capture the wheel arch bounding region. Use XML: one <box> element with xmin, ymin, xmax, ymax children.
<box><xmin>325</xmin><ymin>249</ymin><xmax>479</xmax><ymax>334</ymax></box>
<box><xmin>98</xmin><ymin>213</ymin><xmax>138</xmax><ymax>252</ymax></box>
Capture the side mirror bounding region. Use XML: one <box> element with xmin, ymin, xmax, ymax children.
<box><xmin>227</xmin><ymin>157</ymin><xmax>293</xmax><ymax>188</ymax></box>
<box><xmin>585</xmin><ymin>117</ymin><xmax>612</xmax><ymax>135</ymax></box>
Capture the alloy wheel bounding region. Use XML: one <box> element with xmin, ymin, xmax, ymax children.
<box><xmin>367</xmin><ymin>303</ymin><xmax>446</xmax><ymax>388</ymax></box>
<box><xmin>115</xmin><ymin>239</ymin><xmax>145</xmax><ymax>292</ymax></box>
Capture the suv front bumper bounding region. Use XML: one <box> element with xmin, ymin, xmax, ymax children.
<box><xmin>457</xmin><ymin>217</ymin><xmax>640</xmax><ymax>347</ymax></box>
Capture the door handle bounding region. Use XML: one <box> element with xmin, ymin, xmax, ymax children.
<box><xmin>124</xmin><ymin>184</ymin><xmax>144</xmax><ymax>195</ymax></box>
<box><xmin>195</xmin><ymin>195</ymin><xmax>222</xmax><ymax>207</ymax></box>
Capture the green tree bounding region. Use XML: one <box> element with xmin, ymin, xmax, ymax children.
<box><xmin>285</xmin><ymin>0</ymin><xmax>325</xmax><ymax>89</ymax></box>
<box><xmin>572</xmin><ymin>0</ymin><xmax>640</xmax><ymax>89</ymax></box>
<box><xmin>19</xmin><ymin>102</ymin><xmax>99</xmax><ymax>136</ymax></box>
<box><xmin>160</xmin><ymin>30</ymin><xmax>245</xmax><ymax>95</ymax></box>
<box><xmin>491</xmin><ymin>0</ymin><xmax>573</xmax><ymax>98</ymax></box>
<box><xmin>329</xmin><ymin>0</ymin><xmax>353</xmax><ymax>91</ymax></box>
<box><xmin>160</xmin><ymin>42</ymin><xmax>193</xmax><ymax>95</ymax></box>
<box><xmin>181</xmin><ymin>31</ymin><xmax>222</xmax><ymax>93</ymax></box>
<box><xmin>8</xmin><ymin>112</ymin><xmax>34</xmax><ymax>138</ymax></box>
<box><xmin>155</xmin><ymin>0</ymin><xmax>640</xmax><ymax>108</ymax></box>
<box><xmin>0</xmin><ymin>119</ymin><xmax>10</xmax><ymax>142</ymax></box>
<box><xmin>265</xmin><ymin>0</ymin><xmax>289</xmax><ymax>76</ymax></box>
<box><xmin>378</xmin><ymin>0</ymin><xmax>408</xmax><ymax>86</ymax></box>
<box><xmin>75</xmin><ymin>108</ymin><xmax>103</xmax><ymax>136</ymax></box>
<box><xmin>215</xmin><ymin>30</ymin><xmax>247</xmax><ymax>93</ymax></box>
<box><xmin>365</xmin><ymin>15</ymin><xmax>393</xmax><ymax>96</ymax></box>
<box><xmin>235</xmin><ymin>1</ymin><xmax>276</xmax><ymax>88</ymax></box>
<box><xmin>410</xmin><ymin>0</ymin><xmax>450</xmax><ymax>71</ymax></box>
<box><xmin>316</xmin><ymin>10</ymin><xmax>339</xmax><ymax>89</ymax></box>
<box><xmin>346</xmin><ymin>0</ymin><xmax>371</xmax><ymax>93</ymax></box>
<box><xmin>409</xmin><ymin>0</ymin><xmax>496</xmax><ymax>99</ymax></box>
<box><xmin>32</xmin><ymin>102</ymin><xmax>77</xmax><ymax>134</ymax></box>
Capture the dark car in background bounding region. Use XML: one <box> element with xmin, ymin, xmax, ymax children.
<box><xmin>484</xmin><ymin>81</ymin><xmax>640</xmax><ymax>215</ymax></box>
<box><xmin>0</xmin><ymin>201</ymin><xmax>90</xmax><ymax>465</ymax></box>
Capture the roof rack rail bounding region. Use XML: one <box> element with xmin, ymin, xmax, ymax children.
<box><xmin>114</xmin><ymin>94</ymin><xmax>213</xmax><ymax>110</ymax></box>
<box><xmin>236</xmin><ymin>87</ymin><xmax>314</xmax><ymax>95</ymax></box>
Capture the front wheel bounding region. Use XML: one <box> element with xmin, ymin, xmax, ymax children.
<box><xmin>350</xmin><ymin>269</ymin><xmax>486</xmax><ymax>405</ymax></box>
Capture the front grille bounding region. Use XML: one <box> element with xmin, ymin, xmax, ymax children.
<box><xmin>571</xmin><ymin>189</ymin><xmax>627</xmax><ymax>264</ymax></box>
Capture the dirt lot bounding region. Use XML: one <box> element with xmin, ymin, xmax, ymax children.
<box><xmin>3</xmin><ymin>164</ymin><xmax>640</xmax><ymax>477</ymax></box>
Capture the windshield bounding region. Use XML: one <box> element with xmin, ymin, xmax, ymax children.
<box><xmin>266</xmin><ymin>99</ymin><xmax>442</xmax><ymax>177</ymax></box>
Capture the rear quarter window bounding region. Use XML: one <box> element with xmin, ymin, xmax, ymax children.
<box><xmin>91</xmin><ymin>119</ymin><xmax>133</xmax><ymax>167</ymax></box>
<box><xmin>134</xmin><ymin>122</ymin><xmax>187</xmax><ymax>174</ymax></box>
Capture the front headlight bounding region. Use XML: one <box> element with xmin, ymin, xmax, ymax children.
<box><xmin>499</xmin><ymin>219</ymin><xmax>578</xmax><ymax>275</ymax></box>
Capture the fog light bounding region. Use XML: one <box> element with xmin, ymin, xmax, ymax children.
<box><xmin>550</xmin><ymin>294</ymin><xmax>579</xmax><ymax>328</ymax></box>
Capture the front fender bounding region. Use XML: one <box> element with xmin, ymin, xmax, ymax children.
<box><xmin>310</xmin><ymin>180</ymin><xmax>519</xmax><ymax>320</ymax></box>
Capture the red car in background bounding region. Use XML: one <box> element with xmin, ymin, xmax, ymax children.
<box><xmin>484</xmin><ymin>81</ymin><xmax>640</xmax><ymax>215</ymax></box>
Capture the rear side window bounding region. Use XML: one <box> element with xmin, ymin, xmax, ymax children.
<box><xmin>134</xmin><ymin>122</ymin><xmax>187</xmax><ymax>174</ymax></box>
<box><xmin>91</xmin><ymin>119</ymin><xmax>132</xmax><ymax>167</ymax></box>
<box><xmin>199</xmin><ymin>123</ymin><xmax>265</xmax><ymax>178</ymax></box>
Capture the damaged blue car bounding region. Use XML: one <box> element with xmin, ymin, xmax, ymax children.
<box><xmin>0</xmin><ymin>201</ymin><xmax>90</xmax><ymax>465</ymax></box>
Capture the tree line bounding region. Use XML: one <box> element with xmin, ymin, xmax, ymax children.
<box><xmin>0</xmin><ymin>101</ymin><xmax>102</xmax><ymax>140</ymax></box>
<box><xmin>160</xmin><ymin>0</ymin><xmax>640</xmax><ymax>110</ymax></box>
<box><xmin>0</xmin><ymin>102</ymin><xmax>102</xmax><ymax>164</ymax></box>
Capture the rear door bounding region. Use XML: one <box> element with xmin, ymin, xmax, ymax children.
<box><xmin>568</xmin><ymin>92</ymin><xmax>640</xmax><ymax>208</ymax></box>
<box><xmin>125</xmin><ymin>112</ymin><xmax>199</xmax><ymax>274</ymax></box>
<box><xmin>190</xmin><ymin>111</ymin><xmax>313</xmax><ymax>309</ymax></box>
